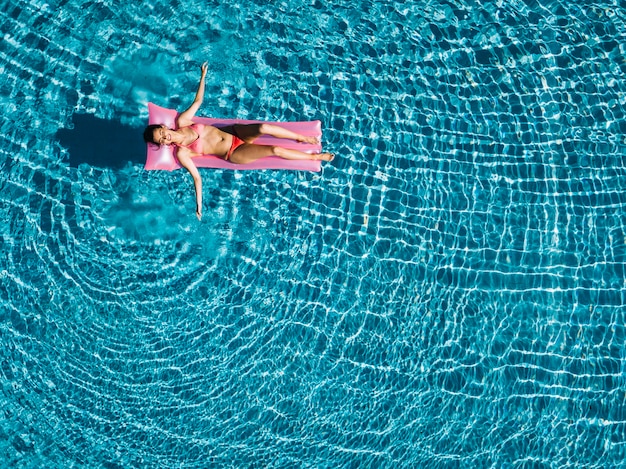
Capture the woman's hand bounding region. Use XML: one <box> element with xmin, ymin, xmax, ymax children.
<box><xmin>200</xmin><ymin>62</ymin><xmax>208</xmax><ymax>76</ymax></box>
<box><xmin>196</xmin><ymin>207</ymin><xmax>202</xmax><ymax>221</ymax></box>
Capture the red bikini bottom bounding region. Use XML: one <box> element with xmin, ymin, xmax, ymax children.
<box><xmin>226</xmin><ymin>135</ymin><xmax>245</xmax><ymax>160</ymax></box>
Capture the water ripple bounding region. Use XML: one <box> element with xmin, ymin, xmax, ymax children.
<box><xmin>2</xmin><ymin>0</ymin><xmax>626</xmax><ymax>467</ymax></box>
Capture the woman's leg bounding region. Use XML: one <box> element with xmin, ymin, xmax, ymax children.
<box><xmin>228</xmin><ymin>143</ymin><xmax>333</xmax><ymax>165</ymax></box>
<box><xmin>233</xmin><ymin>124</ymin><xmax>319</xmax><ymax>144</ymax></box>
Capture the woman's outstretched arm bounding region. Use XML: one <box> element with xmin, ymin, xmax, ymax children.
<box><xmin>176</xmin><ymin>150</ymin><xmax>203</xmax><ymax>220</ymax></box>
<box><xmin>178</xmin><ymin>62</ymin><xmax>208</xmax><ymax>127</ymax></box>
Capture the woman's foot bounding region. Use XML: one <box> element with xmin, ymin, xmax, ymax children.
<box><xmin>317</xmin><ymin>152</ymin><xmax>335</xmax><ymax>161</ymax></box>
<box><xmin>297</xmin><ymin>135</ymin><xmax>320</xmax><ymax>144</ymax></box>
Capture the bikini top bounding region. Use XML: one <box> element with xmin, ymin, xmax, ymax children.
<box><xmin>181</xmin><ymin>123</ymin><xmax>205</xmax><ymax>154</ymax></box>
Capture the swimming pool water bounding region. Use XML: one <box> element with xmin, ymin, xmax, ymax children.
<box><xmin>1</xmin><ymin>0</ymin><xmax>625</xmax><ymax>467</ymax></box>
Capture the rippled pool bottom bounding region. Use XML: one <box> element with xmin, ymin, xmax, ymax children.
<box><xmin>1</xmin><ymin>0</ymin><xmax>626</xmax><ymax>467</ymax></box>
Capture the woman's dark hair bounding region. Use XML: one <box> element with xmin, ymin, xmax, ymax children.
<box><xmin>143</xmin><ymin>124</ymin><xmax>162</xmax><ymax>145</ymax></box>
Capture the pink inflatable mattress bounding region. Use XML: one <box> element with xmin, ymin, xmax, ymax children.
<box><xmin>145</xmin><ymin>103</ymin><xmax>322</xmax><ymax>172</ymax></box>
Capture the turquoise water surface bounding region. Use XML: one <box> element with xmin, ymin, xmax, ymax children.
<box><xmin>1</xmin><ymin>0</ymin><xmax>625</xmax><ymax>467</ymax></box>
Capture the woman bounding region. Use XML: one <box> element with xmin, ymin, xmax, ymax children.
<box><xmin>144</xmin><ymin>62</ymin><xmax>334</xmax><ymax>220</ymax></box>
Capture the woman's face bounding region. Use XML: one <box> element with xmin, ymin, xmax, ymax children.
<box><xmin>153</xmin><ymin>125</ymin><xmax>173</xmax><ymax>145</ymax></box>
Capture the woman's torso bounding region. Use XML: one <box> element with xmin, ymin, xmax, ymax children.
<box><xmin>177</xmin><ymin>123</ymin><xmax>232</xmax><ymax>157</ymax></box>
